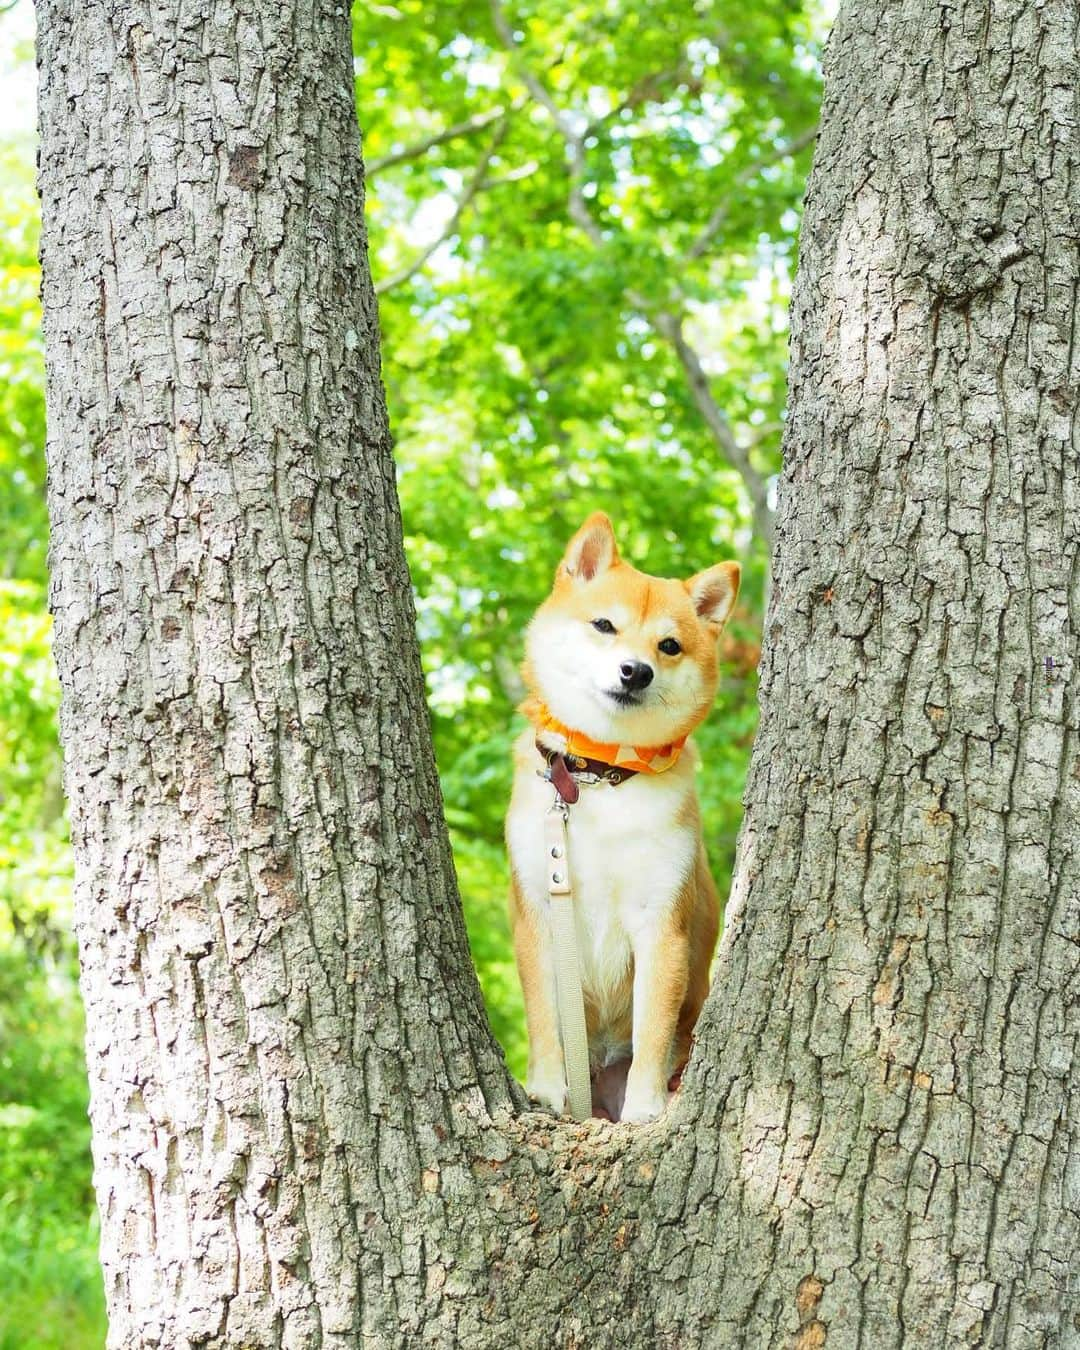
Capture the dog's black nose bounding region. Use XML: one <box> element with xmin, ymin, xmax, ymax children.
<box><xmin>619</xmin><ymin>660</ymin><xmax>654</xmax><ymax>691</ymax></box>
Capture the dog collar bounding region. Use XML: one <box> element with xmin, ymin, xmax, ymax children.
<box><xmin>526</xmin><ymin>700</ymin><xmax>688</xmax><ymax>804</ymax></box>
<box><xmin>535</xmin><ymin>741</ymin><xmax>638</xmax><ymax>804</ymax></box>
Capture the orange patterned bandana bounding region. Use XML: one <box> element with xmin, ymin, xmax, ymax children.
<box><xmin>525</xmin><ymin>699</ymin><xmax>688</xmax><ymax>775</ymax></box>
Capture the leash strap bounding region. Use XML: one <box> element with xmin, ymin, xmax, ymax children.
<box><xmin>544</xmin><ymin>805</ymin><xmax>592</xmax><ymax>1121</ymax></box>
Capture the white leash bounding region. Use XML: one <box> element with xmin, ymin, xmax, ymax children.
<box><xmin>544</xmin><ymin>801</ymin><xmax>592</xmax><ymax>1121</ymax></box>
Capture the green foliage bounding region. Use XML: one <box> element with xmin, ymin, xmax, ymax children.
<box><xmin>0</xmin><ymin>583</ymin><xmax>70</xmax><ymax>950</ymax></box>
<box><xmin>0</xmin><ymin>141</ymin><xmax>48</xmax><ymax>588</ymax></box>
<box><xmin>0</xmin><ymin>950</ymin><xmax>105</xmax><ymax>1350</ymax></box>
<box><xmin>452</xmin><ymin>830</ymin><xmax>526</xmax><ymax>1078</ymax></box>
<box><xmin>0</xmin><ymin>1222</ymin><xmax>105</xmax><ymax>1350</ymax></box>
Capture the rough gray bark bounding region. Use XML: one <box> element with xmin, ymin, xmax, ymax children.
<box><xmin>686</xmin><ymin>1</ymin><xmax>1080</xmax><ymax>1341</ymax></box>
<box><xmin>36</xmin><ymin>3</ymin><xmax>514</xmax><ymax>1346</ymax></box>
<box><xmin>37</xmin><ymin>1</ymin><xmax>1079</xmax><ymax>1348</ymax></box>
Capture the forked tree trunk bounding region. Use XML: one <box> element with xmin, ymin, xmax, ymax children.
<box><xmin>37</xmin><ymin>0</ymin><xmax>1078</xmax><ymax>1347</ymax></box>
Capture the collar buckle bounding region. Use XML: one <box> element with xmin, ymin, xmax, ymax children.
<box><xmin>535</xmin><ymin>738</ymin><xmax>636</xmax><ymax>803</ymax></box>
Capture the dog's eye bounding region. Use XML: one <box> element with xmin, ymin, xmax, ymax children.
<box><xmin>658</xmin><ymin>637</ymin><xmax>682</xmax><ymax>656</ymax></box>
<box><xmin>591</xmin><ymin>618</ymin><xmax>616</xmax><ymax>634</ymax></box>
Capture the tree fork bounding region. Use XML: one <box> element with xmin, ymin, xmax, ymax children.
<box><xmin>36</xmin><ymin>1</ymin><xmax>1079</xmax><ymax>1347</ymax></box>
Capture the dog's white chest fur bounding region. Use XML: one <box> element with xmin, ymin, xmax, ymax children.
<box><xmin>507</xmin><ymin>730</ymin><xmax>699</xmax><ymax>1057</ymax></box>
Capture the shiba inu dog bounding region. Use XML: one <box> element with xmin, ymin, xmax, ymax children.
<box><xmin>506</xmin><ymin>513</ymin><xmax>740</xmax><ymax>1123</ymax></box>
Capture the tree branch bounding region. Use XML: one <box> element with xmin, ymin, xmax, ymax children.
<box><xmin>581</xmin><ymin>57</ymin><xmax>696</xmax><ymax>140</ymax></box>
<box><xmin>652</xmin><ymin>309</ymin><xmax>774</xmax><ymax>543</ymax></box>
<box><xmin>365</xmin><ymin>103</ymin><xmax>516</xmax><ymax>175</ymax></box>
<box><xmin>684</xmin><ymin>123</ymin><xmax>818</xmax><ymax>263</ymax></box>
<box><xmin>488</xmin><ymin>0</ymin><xmax>572</xmax><ymax>136</ymax></box>
<box><xmin>489</xmin><ymin>0</ymin><xmax>605</xmax><ymax>246</ymax></box>
<box><xmin>375</xmin><ymin>123</ymin><xmax>508</xmax><ymax>295</ymax></box>
<box><xmin>477</xmin><ymin>159</ymin><xmax>540</xmax><ymax>189</ymax></box>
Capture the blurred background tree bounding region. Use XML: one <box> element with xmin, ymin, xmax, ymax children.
<box><xmin>0</xmin><ymin>0</ymin><xmax>826</xmax><ymax>1342</ymax></box>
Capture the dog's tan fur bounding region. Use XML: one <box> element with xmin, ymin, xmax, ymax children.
<box><xmin>506</xmin><ymin>514</ymin><xmax>739</xmax><ymax>1122</ymax></box>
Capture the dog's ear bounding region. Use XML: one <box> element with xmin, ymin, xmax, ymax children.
<box><xmin>686</xmin><ymin>561</ymin><xmax>740</xmax><ymax>631</ymax></box>
<box><xmin>559</xmin><ymin>513</ymin><xmax>619</xmax><ymax>582</ymax></box>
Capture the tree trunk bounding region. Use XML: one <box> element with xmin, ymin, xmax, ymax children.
<box><xmin>36</xmin><ymin>1</ymin><xmax>1078</xmax><ymax>1348</ymax></box>
<box><xmin>36</xmin><ymin>3</ymin><xmax>514</xmax><ymax>1345</ymax></box>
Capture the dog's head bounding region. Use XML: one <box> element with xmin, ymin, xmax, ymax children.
<box><xmin>523</xmin><ymin>513</ymin><xmax>741</xmax><ymax>746</ymax></box>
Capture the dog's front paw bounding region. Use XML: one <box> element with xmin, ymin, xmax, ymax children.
<box><xmin>526</xmin><ymin>1070</ymin><xmax>568</xmax><ymax>1116</ymax></box>
<box><xmin>620</xmin><ymin>1082</ymin><xmax>667</xmax><ymax>1124</ymax></box>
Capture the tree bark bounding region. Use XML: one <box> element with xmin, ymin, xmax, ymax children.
<box><xmin>36</xmin><ymin>3</ymin><xmax>514</xmax><ymax>1346</ymax></box>
<box><xmin>36</xmin><ymin>1</ymin><xmax>1079</xmax><ymax>1348</ymax></box>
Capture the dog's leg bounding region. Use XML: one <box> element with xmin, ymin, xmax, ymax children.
<box><xmin>622</xmin><ymin>913</ymin><xmax>689</xmax><ymax>1123</ymax></box>
<box><xmin>673</xmin><ymin>850</ymin><xmax>720</xmax><ymax>1069</ymax></box>
<box><xmin>510</xmin><ymin>881</ymin><xmax>567</xmax><ymax>1114</ymax></box>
